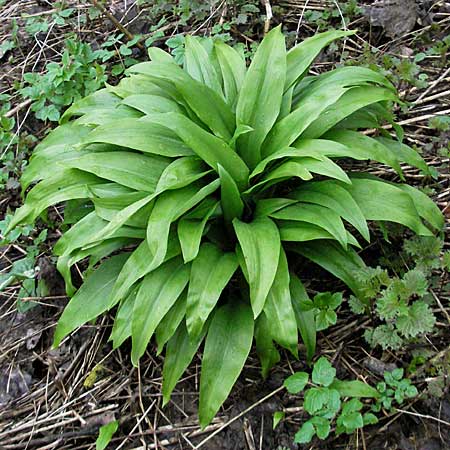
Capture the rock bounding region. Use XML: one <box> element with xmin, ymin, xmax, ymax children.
<box><xmin>364</xmin><ymin>1</ymin><xmax>434</xmax><ymax>38</ymax></box>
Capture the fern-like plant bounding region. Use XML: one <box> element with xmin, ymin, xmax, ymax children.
<box><xmin>7</xmin><ymin>28</ymin><xmax>443</xmax><ymax>426</ymax></box>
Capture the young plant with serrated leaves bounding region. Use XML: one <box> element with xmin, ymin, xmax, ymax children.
<box><xmin>280</xmin><ymin>357</ymin><xmax>379</xmax><ymax>444</ymax></box>
<box><xmin>5</xmin><ymin>27</ymin><xmax>444</xmax><ymax>427</ymax></box>
<box><xmin>349</xmin><ymin>236</ymin><xmax>446</xmax><ymax>351</ymax></box>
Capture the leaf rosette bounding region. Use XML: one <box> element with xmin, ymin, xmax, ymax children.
<box><xmin>6</xmin><ymin>28</ymin><xmax>443</xmax><ymax>427</ymax></box>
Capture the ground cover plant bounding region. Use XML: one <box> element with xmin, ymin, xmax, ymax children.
<box><xmin>5</xmin><ymin>24</ymin><xmax>444</xmax><ymax>430</ymax></box>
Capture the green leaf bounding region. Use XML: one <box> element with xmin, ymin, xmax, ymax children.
<box><xmin>144</xmin><ymin>112</ymin><xmax>249</xmax><ymax>190</ymax></box>
<box><xmin>81</xmin><ymin>118</ymin><xmax>194</xmax><ymax>157</ymax></box>
<box><xmin>147</xmin><ymin>180</ymin><xmax>219</xmax><ymax>270</ymax></box>
<box><xmin>185</xmin><ymin>36</ymin><xmax>223</xmax><ymax>95</ymax></box>
<box><xmin>61</xmin><ymin>151</ymin><xmax>169</xmax><ymax>192</ymax></box>
<box><xmin>304</xmin><ymin>387</ymin><xmax>329</xmax><ymax>414</ymax></box>
<box><xmin>155</xmin><ymin>293</ymin><xmax>187</xmax><ymax>355</ymax></box>
<box><xmin>162</xmin><ymin>321</ymin><xmax>206</xmax><ymax>406</ymax></box>
<box><xmin>110</xmin><ymin>288</ymin><xmax>136</xmax><ymax>349</ymax></box>
<box><xmin>285</xmin><ymin>29</ymin><xmax>355</xmax><ymax>90</ymax></box>
<box><xmin>396</xmin><ymin>301</ymin><xmax>436</xmax><ymax>338</ymax></box>
<box><xmin>302</xmin><ymin>86</ymin><xmax>397</xmax><ymax>138</ymax></box>
<box><xmin>397</xmin><ymin>184</ymin><xmax>444</xmax><ymax>231</ymax></box>
<box><xmin>376</xmin><ymin>137</ymin><xmax>432</xmax><ymax>176</ymax></box>
<box><xmin>292</xmin><ymin>241</ymin><xmax>367</xmax><ymax>298</ymax></box>
<box><xmin>284</xmin><ymin>371</ymin><xmax>309</xmax><ymax>394</ymax></box>
<box><xmin>290</xmin><ymin>179</ymin><xmax>370</xmax><ymax>242</ymax></box>
<box><xmin>233</xmin><ymin>217</ymin><xmax>281</xmax><ymax>318</ymax></box>
<box><xmin>270</xmin><ymin>202</ymin><xmax>348</xmax><ymax>249</ymax></box>
<box><xmin>344</xmin><ymin>176</ymin><xmax>432</xmax><ymax>236</ymax></box>
<box><xmin>177</xmin><ymin>200</ymin><xmax>219</xmax><ymax>262</ymax></box>
<box><xmin>131</xmin><ymin>257</ymin><xmax>190</xmax><ymax>364</ymax></box>
<box><xmin>53</xmin><ymin>253</ymin><xmax>129</xmax><ymax>347</ymax></box>
<box><xmin>290</xmin><ymin>274</ymin><xmax>316</xmax><ymax>364</ymax></box>
<box><xmin>236</xmin><ymin>26</ymin><xmax>286</xmax><ymax>168</ymax></box>
<box><xmin>263</xmin><ymin>248</ymin><xmax>298</xmax><ymax>357</ymax></box>
<box><xmin>128</xmin><ymin>61</ymin><xmax>235</xmax><ymax>141</ymax></box>
<box><xmin>61</xmin><ymin>89</ymin><xmax>121</xmax><ymax>123</ymax></box>
<box><xmin>255</xmin><ymin>313</ymin><xmax>280</xmax><ymax>379</ymax></box>
<box><xmin>214</xmin><ymin>40</ymin><xmax>246</xmax><ymax>109</ymax></box>
<box><xmin>121</xmin><ymin>94</ymin><xmax>184</xmax><ymax>115</ymax></box>
<box><xmin>310</xmin><ymin>416</ymin><xmax>331</xmax><ymax>440</ymax></box>
<box><xmin>330</xmin><ymin>380</ymin><xmax>380</xmax><ymax>398</ymax></box>
<box><xmin>96</xmin><ymin>420</ymin><xmax>119</xmax><ymax>450</ymax></box>
<box><xmin>324</xmin><ymin>130</ymin><xmax>402</xmax><ymax>176</ymax></box>
<box><xmin>264</xmin><ymin>67</ymin><xmax>392</xmax><ymax>157</ymax></box>
<box><xmin>312</xmin><ymin>357</ymin><xmax>336</xmax><ymax>387</ymax></box>
<box><xmin>294</xmin><ymin>420</ymin><xmax>315</xmax><ymax>444</ymax></box>
<box><xmin>110</xmin><ymin>235</ymin><xmax>181</xmax><ymax>306</ymax></box>
<box><xmin>186</xmin><ymin>243</ymin><xmax>238</xmax><ymax>338</ymax></box>
<box><xmin>6</xmin><ymin>170</ymin><xmax>101</xmax><ymax>233</ymax></box>
<box><xmin>199</xmin><ymin>302</ymin><xmax>254</xmax><ymax>428</ymax></box>
<box><xmin>218</xmin><ymin>164</ymin><xmax>244</xmax><ymax>224</ymax></box>
<box><xmin>273</xmin><ymin>411</ymin><xmax>285</xmax><ymax>430</ymax></box>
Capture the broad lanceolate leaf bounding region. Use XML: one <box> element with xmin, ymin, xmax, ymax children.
<box><xmin>285</xmin><ymin>29</ymin><xmax>355</xmax><ymax>90</ymax></box>
<box><xmin>292</xmin><ymin>241</ymin><xmax>367</xmax><ymax>298</ymax></box>
<box><xmin>185</xmin><ymin>36</ymin><xmax>223</xmax><ymax>95</ymax></box>
<box><xmin>236</xmin><ymin>26</ymin><xmax>286</xmax><ymax>168</ymax></box>
<box><xmin>397</xmin><ymin>183</ymin><xmax>444</xmax><ymax>231</ymax></box>
<box><xmin>110</xmin><ymin>234</ymin><xmax>181</xmax><ymax>306</ymax></box>
<box><xmin>199</xmin><ymin>302</ymin><xmax>254</xmax><ymax>428</ymax></box>
<box><xmin>121</xmin><ymin>94</ymin><xmax>184</xmax><ymax>115</ymax></box>
<box><xmin>178</xmin><ymin>199</ymin><xmax>220</xmax><ymax>262</ymax></box>
<box><xmin>81</xmin><ymin>118</ymin><xmax>194</xmax><ymax>157</ymax></box>
<box><xmin>155</xmin><ymin>293</ymin><xmax>187</xmax><ymax>355</ymax></box>
<box><xmin>233</xmin><ymin>217</ymin><xmax>281</xmax><ymax>318</ymax></box>
<box><xmin>270</xmin><ymin>203</ymin><xmax>348</xmax><ymax>249</ymax></box>
<box><xmin>146</xmin><ymin>180</ymin><xmax>220</xmax><ymax>270</ymax></box>
<box><xmin>290</xmin><ymin>180</ymin><xmax>370</xmax><ymax>242</ymax></box>
<box><xmin>344</xmin><ymin>176</ymin><xmax>433</xmax><ymax>236</ymax></box>
<box><xmin>127</xmin><ymin>61</ymin><xmax>235</xmax><ymax>141</ymax></box>
<box><xmin>144</xmin><ymin>112</ymin><xmax>249</xmax><ymax>190</ymax></box>
<box><xmin>218</xmin><ymin>164</ymin><xmax>244</xmax><ymax>224</ymax></box>
<box><xmin>110</xmin><ymin>288</ymin><xmax>137</xmax><ymax>349</ymax></box>
<box><xmin>214</xmin><ymin>41</ymin><xmax>246</xmax><ymax>109</ymax></box>
<box><xmin>255</xmin><ymin>314</ymin><xmax>280</xmax><ymax>378</ymax></box>
<box><xmin>6</xmin><ymin>170</ymin><xmax>101</xmax><ymax>233</ymax></box>
<box><xmin>61</xmin><ymin>151</ymin><xmax>169</xmax><ymax>192</ymax></box>
<box><xmin>131</xmin><ymin>258</ymin><xmax>190</xmax><ymax>364</ymax></box>
<box><xmin>263</xmin><ymin>67</ymin><xmax>393</xmax><ymax>157</ymax></box>
<box><xmin>330</xmin><ymin>380</ymin><xmax>380</xmax><ymax>398</ymax></box>
<box><xmin>186</xmin><ymin>243</ymin><xmax>238</xmax><ymax>338</ymax></box>
<box><xmin>53</xmin><ymin>254</ymin><xmax>130</xmax><ymax>347</ymax></box>
<box><xmin>61</xmin><ymin>89</ymin><xmax>121</xmax><ymax>123</ymax></box>
<box><xmin>162</xmin><ymin>321</ymin><xmax>207</xmax><ymax>406</ymax></box>
<box><xmin>263</xmin><ymin>248</ymin><xmax>298</xmax><ymax>357</ymax></box>
<box><xmin>290</xmin><ymin>274</ymin><xmax>316</xmax><ymax>364</ymax></box>
<box><xmin>323</xmin><ymin>130</ymin><xmax>402</xmax><ymax>176</ymax></box>
<box><xmin>301</xmin><ymin>86</ymin><xmax>397</xmax><ymax>138</ymax></box>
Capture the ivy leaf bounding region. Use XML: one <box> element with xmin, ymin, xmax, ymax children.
<box><xmin>312</xmin><ymin>357</ymin><xmax>336</xmax><ymax>387</ymax></box>
<box><xmin>284</xmin><ymin>371</ymin><xmax>309</xmax><ymax>394</ymax></box>
<box><xmin>396</xmin><ymin>301</ymin><xmax>436</xmax><ymax>338</ymax></box>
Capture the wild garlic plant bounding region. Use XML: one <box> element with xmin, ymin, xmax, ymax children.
<box><xmin>7</xmin><ymin>27</ymin><xmax>443</xmax><ymax>426</ymax></box>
